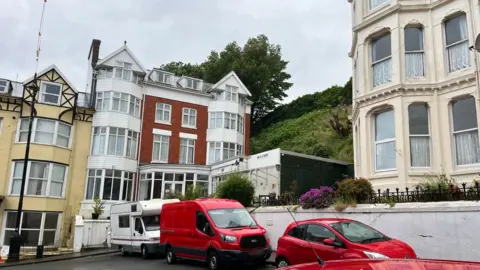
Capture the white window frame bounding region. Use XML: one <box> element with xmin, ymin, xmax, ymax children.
<box><xmin>39</xmin><ymin>81</ymin><xmax>62</xmax><ymax>106</ymax></box>
<box><xmin>404</xmin><ymin>27</ymin><xmax>425</xmax><ymax>78</ymax></box>
<box><xmin>223</xmin><ymin>142</ymin><xmax>237</xmax><ymax>160</ymax></box>
<box><xmin>126</xmin><ymin>130</ymin><xmax>138</xmax><ymax>159</ymax></box>
<box><xmin>155</xmin><ymin>103</ymin><xmax>172</xmax><ymax>124</ymax></box>
<box><xmin>179</xmin><ymin>138</ymin><xmax>195</xmax><ymax>164</ymax></box>
<box><xmin>182</xmin><ymin>108</ymin><xmax>197</xmax><ymax>128</ymax></box>
<box><xmin>16</xmin><ymin>118</ymin><xmax>72</xmax><ymax>148</ymax></box>
<box><xmin>152</xmin><ymin>134</ymin><xmax>170</xmax><ymax>163</ymax></box>
<box><xmin>373</xmin><ymin>110</ymin><xmax>396</xmax><ymax>172</ymax></box>
<box><xmin>224</xmin><ymin>113</ymin><xmax>237</xmax><ymax>130</ymax></box>
<box><xmin>224</xmin><ymin>85</ymin><xmax>239</xmax><ymax>102</ymax></box>
<box><xmin>237</xmin><ymin>115</ymin><xmax>244</xmax><ymax>134</ymax></box>
<box><xmin>9</xmin><ymin>161</ymin><xmax>68</xmax><ymax>198</ymax></box>
<box><xmin>408</xmin><ymin>103</ymin><xmax>431</xmax><ymax>168</ymax></box>
<box><xmin>97</xmin><ymin>67</ymin><xmax>113</xmax><ymax>79</ymax></box>
<box><xmin>369</xmin><ymin>0</ymin><xmax>388</xmax><ymax>11</ymax></box>
<box><xmin>208</xmin><ymin>142</ymin><xmax>222</xmax><ymax>164</ymax></box>
<box><xmin>1</xmin><ymin>211</ymin><xmax>62</xmax><ymax>247</ymax></box>
<box><xmin>445</xmin><ymin>13</ymin><xmax>470</xmax><ymax>73</ymax></box>
<box><xmin>95</xmin><ymin>91</ymin><xmax>140</xmax><ymax>117</ymax></box>
<box><xmin>451</xmin><ymin>96</ymin><xmax>480</xmax><ymax>166</ymax></box>
<box><xmin>209</xmin><ymin>112</ymin><xmax>223</xmax><ymax>129</ymax></box>
<box><xmin>84</xmin><ymin>169</ymin><xmax>135</xmax><ymax>201</ymax></box>
<box><xmin>91</xmin><ymin>127</ymin><xmax>138</xmax><ymax>159</ymax></box>
<box><xmin>157</xmin><ymin>71</ymin><xmax>173</xmax><ymax>84</ymax></box>
<box><xmin>0</xmin><ymin>80</ymin><xmax>7</xmax><ymax>93</ymax></box>
<box><xmin>107</xmin><ymin>127</ymin><xmax>126</xmax><ymax>156</ymax></box>
<box><xmin>115</xmin><ymin>61</ymin><xmax>133</xmax><ymax>81</ymax></box>
<box><xmin>371</xmin><ymin>33</ymin><xmax>392</xmax><ymax>88</ymax></box>
<box><xmin>186</xmin><ymin>78</ymin><xmax>200</xmax><ymax>90</ymax></box>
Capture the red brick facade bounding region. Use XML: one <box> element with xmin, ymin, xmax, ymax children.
<box><xmin>140</xmin><ymin>95</ymin><xmax>208</xmax><ymax>165</ymax></box>
<box><xmin>244</xmin><ymin>113</ymin><xmax>251</xmax><ymax>156</ymax></box>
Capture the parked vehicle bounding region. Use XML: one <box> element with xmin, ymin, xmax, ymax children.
<box><xmin>110</xmin><ymin>199</ymin><xmax>180</xmax><ymax>259</ymax></box>
<box><xmin>275</xmin><ymin>218</ymin><xmax>416</xmax><ymax>268</ymax></box>
<box><xmin>160</xmin><ymin>198</ymin><xmax>272</xmax><ymax>270</ymax></box>
<box><xmin>280</xmin><ymin>258</ymin><xmax>480</xmax><ymax>270</ymax></box>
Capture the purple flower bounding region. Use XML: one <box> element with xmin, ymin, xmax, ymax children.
<box><xmin>299</xmin><ymin>186</ymin><xmax>335</xmax><ymax>209</ymax></box>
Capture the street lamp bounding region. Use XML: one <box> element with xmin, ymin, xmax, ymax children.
<box><xmin>7</xmin><ymin>75</ymin><xmax>38</xmax><ymax>262</ymax></box>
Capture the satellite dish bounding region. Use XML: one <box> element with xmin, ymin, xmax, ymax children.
<box><xmin>474</xmin><ymin>34</ymin><xmax>480</xmax><ymax>53</ymax></box>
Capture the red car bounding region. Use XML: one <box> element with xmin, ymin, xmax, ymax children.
<box><xmin>275</xmin><ymin>218</ymin><xmax>416</xmax><ymax>268</ymax></box>
<box><xmin>282</xmin><ymin>258</ymin><xmax>480</xmax><ymax>270</ymax></box>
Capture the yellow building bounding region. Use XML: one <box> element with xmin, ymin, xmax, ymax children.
<box><xmin>0</xmin><ymin>65</ymin><xmax>94</xmax><ymax>249</ymax></box>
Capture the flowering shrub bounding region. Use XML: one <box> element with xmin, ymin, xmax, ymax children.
<box><xmin>299</xmin><ymin>186</ymin><xmax>335</xmax><ymax>209</ymax></box>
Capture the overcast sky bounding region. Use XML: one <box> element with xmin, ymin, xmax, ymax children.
<box><xmin>0</xmin><ymin>0</ymin><xmax>351</xmax><ymax>103</ymax></box>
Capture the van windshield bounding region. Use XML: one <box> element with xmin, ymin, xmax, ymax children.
<box><xmin>142</xmin><ymin>215</ymin><xmax>160</xmax><ymax>231</ymax></box>
<box><xmin>207</xmin><ymin>208</ymin><xmax>256</xmax><ymax>229</ymax></box>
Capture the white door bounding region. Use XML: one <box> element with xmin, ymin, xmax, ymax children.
<box><xmin>132</xmin><ymin>217</ymin><xmax>144</xmax><ymax>253</ymax></box>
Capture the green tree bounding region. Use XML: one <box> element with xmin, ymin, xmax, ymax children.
<box><xmin>216</xmin><ymin>172</ymin><xmax>255</xmax><ymax>207</ymax></box>
<box><xmin>161</xmin><ymin>34</ymin><xmax>293</xmax><ymax>124</ymax></box>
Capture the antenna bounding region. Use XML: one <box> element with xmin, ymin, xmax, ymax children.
<box><xmin>285</xmin><ymin>207</ymin><xmax>325</xmax><ymax>266</ymax></box>
<box><xmin>473</xmin><ymin>34</ymin><xmax>480</xmax><ymax>53</ymax></box>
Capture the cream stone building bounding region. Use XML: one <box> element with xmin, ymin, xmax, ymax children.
<box><xmin>349</xmin><ymin>0</ymin><xmax>480</xmax><ymax>188</ymax></box>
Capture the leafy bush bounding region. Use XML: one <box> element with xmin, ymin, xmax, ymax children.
<box><xmin>416</xmin><ymin>172</ymin><xmax>456</xmax><ymax>192</ymax></box>
<box><xmin>216</xmin><ymin>172</ymin><xmax>255</xmax><ymax>206</ymax></box>
<box><xmin>299</xmin><ymin>186</ymin><xmax>335</xmax><ymax>209</ymax></box>
<box><xmin>163</xmin><ymin>192</ymin><xmax>184</xmax><ymax>200</ymax></box>
<box><xmin>184</xmin><ymin>184</ymin><xmax>206</xmax><ymax>200</ymax></box>
<box><xmin>337</xmin><ymin>178</ymin><xmax>373</xmax><ymax>203</ymax></box>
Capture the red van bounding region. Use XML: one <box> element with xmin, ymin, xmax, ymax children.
<box><xmin>160</xmin><ymin>198</ymin><xmax>272</xmax><ymax>270</ymax></box>
<box><xmin>275</xmin><ymin>218</ymin><xmax>416</xmax><ymax>268</ymax></box>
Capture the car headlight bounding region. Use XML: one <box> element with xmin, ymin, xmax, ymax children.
<box><xmin>363</xmin><ymin>251</ymin><xmax>389</xmax><ymax>259</ymax></box>
<box><xmin>220</xmin><ymin>234</ymin><xmax>237</xmax><ymax>243</ymax></box>
<box><xmin>262</xmin><ymin>230</ymin><xmax>270</xmax><ymax>240</ymax></box>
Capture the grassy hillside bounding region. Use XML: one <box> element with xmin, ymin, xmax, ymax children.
<box><xmin>250</xmin><ymin>106</ymin><xmax>353</xmax><ymax>163</ymax></box>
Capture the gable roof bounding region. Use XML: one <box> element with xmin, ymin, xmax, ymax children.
<box><xmin>208</xmin><ymin>71</ymin><xmax>252</xmax><ymax>96</ymax></box>
<box><xmin>96</xmin><ymin>45</ymin><xmax>147</xmax><ymax>73</ymax></box>
<box><xmin>23</xmin><ymin>64</ymin><xmax>78</xmax><ymax>93</ymax></box>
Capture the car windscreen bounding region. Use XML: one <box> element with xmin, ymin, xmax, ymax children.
<box><xmin>329</xmin><ymin>221</ymin><xmax>390</xmax><ymax>244</ymax></box>
<box><xmin>207</xmin><ymin>208</ymin><xmax>256</xmax><ymax>229</ymax></box>
<box><xmin>142</xmin><ymin>215</ymin><xmax>160</xmax><ymax>231</ymax></box>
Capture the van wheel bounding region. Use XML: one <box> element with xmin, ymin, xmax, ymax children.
<box><xmin>141</xmin><ymin>245</ymin><xmax>149</xmax><ymax>259</ymax></box>
<box><xmin>166</xmin><ymin>247</ymin><xmax>176</xmax><ymax>264</ymax></box>
<box><xmin>207</xmin><ymin>251</ymin><xmax>222</xmax><ymax>270</ymax></box>
<box><xmin>120</xmin><ymin>246</ymin><xmax>128</xmax><ymax>256</ymax></box>
<box><xmin>276</xmin><ymin>257</ymin><xmax>289</xmax><ymax>268</ymax></box>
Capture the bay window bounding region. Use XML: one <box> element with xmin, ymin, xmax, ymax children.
<box><xmin>115</xmin><ymin>61</ymin><xmax>133</xmax><ymax>81</ymax></box>
<box><xmin>445</xmin><ymin>13</ymin><xmax>470</xmax><ymax>72</ymax></box>
<box><xmin>452</xmin><ymin>96</ymin><xmax>480</xmax><ymax>165</ymax></box>
<box><xmin>180</xmin><ymin>138</ymin><xmax>195</xmax><ymax>164</ymax></box>
<box><xmin>224</xmin><ymin>113</ymin><xmax>237</xmax><ymax>130</ymax></box>
<box><xmin>95</xmin><ymin>91</ymin><xmax>141</xmax><ymax>117</ymax></box>
<box><xmin>374</xmin><ymin>109</ymin><xmax>396</xmax><ymax>171</ymax></box>
<box><xmin>152</xmin><ymin>134</ymin><xmax>170</xmax><ymax>162</ymax></box>
<box><xmin>405</xmin><ymin>27</ymin><xmax>425</xmax><ymax>78</ymax></box>
<box><xmin>209</xmin><ymin>112</ymin><xmax>223</xmax><ymax>128</ymax></box>
<box><xmin>3</xmin><ymin>211</ymin><xmax>60</xmax><ymax>246</ymax></box>
<box><xmin>408</xmin><ymin>103</ymin><xmax>430</xmax><ymax>167</ymax></box>
<box><xmin>10</xmin><ymin>161</ymin><xmax>67</xmax><ymax>197</ymax></box>
<box><xmin>139</xmin><ymin>172</ymin><xmax>210</xmax><ymax>200</ymax></box>
<box><xmin>91</xmin><ymin>127</ymin><xmax>138</xmax><ymax>159</ymax></box>
<box><xmin>238</xmin><ymin>115</ymin><xmax>244</xmax><ymax>134</ymax></box>
<box><xmin>369</xmin><ymin>0</ymin><xmax>388</xmax><ymax>10</ymax></box>
<box><xmin>17</xmin><ymin>118</ymin><xmax>72</xmax><ymax>148</ymax></box>
<box><xmin>372</xmin><ymin>33</ymin><xmax>392</xmax><ymax>87</ymax></box>
<box><xmin>208</xmin><ymin>142</ymin><xmax>222</xmax><ymax>164</ymax></box>
<box><xmin>208</xmin><ymin>141</ymin><xmax>243</xmax><ymax>164</ymax></box>
<box><xmin>85</xmin><ymin>169</ymin><xmax>135</xmax><ymax>201</ymax></box>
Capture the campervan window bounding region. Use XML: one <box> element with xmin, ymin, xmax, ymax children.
<box><xmin>142</xmin><ymin>215</ymin><xmax>160</xmax><ymax>231</ymax></box>
<box><xmin>119</xmin><ymin>215</ymin><xmax>129</xmax><ymax>228</ymax></box>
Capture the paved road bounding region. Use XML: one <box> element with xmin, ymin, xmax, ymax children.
<box><xmin>9</xmin><ymin>253</ymin><xmax>275</xmax><ymax>270</ymax></box>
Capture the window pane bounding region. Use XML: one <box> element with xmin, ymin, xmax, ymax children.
<box><xmin>6</xmin><ymin>212</ymin><xmax>17</xmax><ymax>228</ymax></box>
<box><xmin>51</xmin><ymin>165</ymin><xmax>66</xmax><ymax>182</ymax></box>
<box><xmin>455</xmin><ymin>130</ymin><xmax>480</xmax><ymax>165</ymax></box>
<box><xmin>44</xmin><ymin>213</ymin><xmax>59</xmax><ymax>229</ymax></box>
<box><xmin>372</xmin><ymin>34</ymin><xmax>391</xmax><ymax>62</ymax></box>
<box><xmin>30</xmin><ymin>162</ymin><xmax>48</xmax><ymax>178</ymax></box>
<box><xmin>445</xmin><ymin>14</ymin><xmax>468</xmax><ymax>46</ymax></box>
<box><xmin>405</xmin><ymin>27</ymin><xmax>423</xmax><ymax>51</ymax></box>
<box><xmin>42</xmin><ymin>231</ymin><xmax>56</xmax><ymax>246</ymax></box>
<box><xmin>44</xmin><ymin>83</ymin><xmax>61</xmax><ymax>95</ymax></box>
<box><xmin>375</xmin><ymin>141</ymin><xmax>396</xmax><ymax>170</ymax></box>
<box><xmin>452</xmin><ymin>97</ymin><xmax>478</xmax><ymax>132</ymax></box>
<box><xmin>22</xmin><ymin>212</ymin><xmax>42</xmax><ymax>229</ymax></box>
<box><xmin>408</xmin><ymin>104</ymin><xmax>429</xmax><ymax>135</ymax></box>
<box><xmin>410</xmin><ymin>137</ymin><xmax>430</xmax><ymax>167</ymax></box>
<box><xmin>375</xmin><ymin>110</ymin><xmax>395</xmax><ymax>141</ymax></box>
<box><xmin>370</xmin><ymin>0</ymin><xmax>387</xmax><ymax>10</ymax></box>
<box><xmin>22</xmin><ymin>230</ymin><xmax>40</xmax><ymax>246</ymax></box>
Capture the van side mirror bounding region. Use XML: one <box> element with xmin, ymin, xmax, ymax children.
<box><xmin>138</xmin><ymin>226</ymin><xmax>144</xmax><ymax>235</ymax></box>
<box><xmin>323</xmin><ymin>238</ymin><xmax>342</xmax><ymax>248</ymax></box>
<box><xmin>203</xmin><ymin>223</ymin><xmax>213</xmax><ymax>236</ymax></box>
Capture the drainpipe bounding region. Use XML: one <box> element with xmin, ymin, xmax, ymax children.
<box><xmin>135</xmin><ymin>93</ymin><xmax>146</xmax><ymax>201</ymax></box>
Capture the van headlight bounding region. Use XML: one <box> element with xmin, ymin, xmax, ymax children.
<box><xmin>220</xmin><ymin>234</ymin><xmax>237</xmax><ymax>243</ymax></box>
<box><xmin>363</xmin><ymin>251</ymin><xmax>389</xmax><ymax>259</ymax></box>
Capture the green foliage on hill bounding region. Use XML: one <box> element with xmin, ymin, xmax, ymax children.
<box><xmin>250</xmin><ymin>78</ymin><xmax>353</xmax><ymax>162</ymax></box>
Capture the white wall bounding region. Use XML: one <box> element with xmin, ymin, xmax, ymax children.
<box><xmin>250</xmin><ymin>201</ymin><xmax>480</xmax><ymax>261</ymax></box>
<box><xmin>74</xmin><ymin>216</ymin><xmax>110</xmax><ymax>251</ymax></box>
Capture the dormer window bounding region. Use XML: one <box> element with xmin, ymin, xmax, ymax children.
<box><xmin>115</xmin><ymin>61</ymin><xmax>133</xmax><ymax>81</ymax></box>
<box><xmin>39</xmin><ymin>82</ymin><xmax>62</xmax><ymax>105</ymax></box>
<box><xmin>157</xmin><ymin>71</ymin><xmax>172</xmax><ymax>84</ymax></box>
<box><xmin>0</xmin><ymin>80</ymin><xmax>7</xmax><ymax>93</ymax></box>
<box><xmin>224</xmin><ymin>85</ymin><xmax>238</xmax><ymax>102</ymax></box>
<box><xmin>186</xmin><ymin>78</ymin><xmax>200</xmax><ymax>90</ymax></box>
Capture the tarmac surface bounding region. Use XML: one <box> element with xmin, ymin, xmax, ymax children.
<box><xmin>4</xmin><ymin>253</ymin><xmax>276</xmax><ymax>270</ymax></box>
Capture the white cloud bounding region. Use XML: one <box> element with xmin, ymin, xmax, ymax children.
<box><xmin>0</xmin><ymin>0</ymin><xmax>352</xmax><ymax>103</ymax></box>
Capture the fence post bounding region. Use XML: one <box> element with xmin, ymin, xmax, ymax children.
<box><xmin>73</xmin><ymin>215</ymin><xmax>84</xmax><ymax>253</ymax></box>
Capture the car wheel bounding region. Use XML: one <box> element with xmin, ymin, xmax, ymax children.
<box><xmin>166</xmin><ymin>247</ymin><xmax>176</xmax><ymax>264</ymax></box>
<box><xmin>276</xmin><ymin>257</ymin><xmax>290</xmax><ymax>268</ymax></box>
<box><xmin>120</xmin><ymin>246</ymin><xmax>127</xmax><ymax>256</ymax></box>
<box><xmin>207</xmin><ymin>251</ymin><xmax>222</xmax><ymax>270</ymax></box>
<box><xmin>141</xmin><ymin>245</ymin><xmax>149</xmax><ymax>259</ymax></box>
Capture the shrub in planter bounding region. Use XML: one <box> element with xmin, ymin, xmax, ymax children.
<box><xmin>337</xmin><ymin>178</ymin><xmax>373</xmax><ymax>203</ymax></box>
<box><xmin>216</xmin><ymin>172</ymin><xmax>255</xmax><ymax>207</ymax></box>
<box><xmin>299</xmin><ymin>186</ymin><xmax>335</xmax><ymax>209</ymax></box>
<box><xmin>163</xmin><ymin>192</ymin><xmax>185</xmax><ymax>200</ymax></box>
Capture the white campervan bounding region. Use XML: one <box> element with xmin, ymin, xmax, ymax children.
<box><xmin>110</xmin><ymin>199</ymin><xmax>180</xmax><ymax>259</ymax></box>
